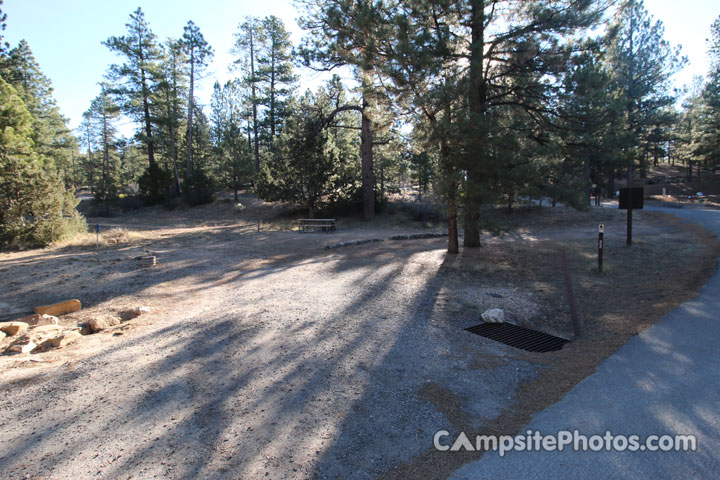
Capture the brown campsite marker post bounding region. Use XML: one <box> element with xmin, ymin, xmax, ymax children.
<box><xmin>598</xmin><ymin>224</ymin><xmax>604</xmax><ymax>273</ymax></box>
<box><xmin>560</xmin><ymin>249</ymin><xmax>581</xmax><ymax>338</ymax></box>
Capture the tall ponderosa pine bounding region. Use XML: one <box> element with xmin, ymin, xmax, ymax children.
<box><xmin>298</xmin><ymin>0</ymin><xmax>388</xmax><ymax>221</ymax></box>
<box><xmin>696</xmin><ymin>16</ymin><xmax>720</xmax><ymax>171</ymax></box>
<box><xmin>256</xmin><ymin>16</ymin><xmax>297</xmax><ymax>147</ymax></box>
<box><xmin>179</xmin><ymin>21</ymin><xmax>213</xmax><ymax>178</ymax></box>
<box><xmin>210</xmin><ymin>80</ymin><xmax>254</xmax><ymax>201</ymax></box>
<box><xmin>458</xmin><ymin>0</ymin><xmax>603</xmax><ymax>246</ymax></box>
<box><xmin>156</xmin><ymin>39</ymin><xmax>187</xmax><ymax>196</ymax></box>
<box><xmin>103</xmin><ymin>8</ymin><xmax>164</xmax><ymax>202</ymax></box>
<box><xmin>0</xmin><ymin>40</ymin><xmax>79</xmax><ymax>185</ymax></box>
<box><xmin>233</xmin><ymin>17</ymin><xmax>263</xmax><ymax>173</ymax></box>
<box><xmin>559</xmin><ymin>44</ymin><xmax>624</xmax><ymax>205</ymax></box>
<box><xmin>0</xmin><ymin>77</ymin><xmax>85</xmax><ymax>247</ymax></box>
<box><xmin>607</xmin><ymin>0</ymin><xmax>685</xmax><ymax>245</ymax></box>
<box><xmin>83</xmin><ymin>89</ymin><xmax>121</xmax><ymax>215</ymax></box>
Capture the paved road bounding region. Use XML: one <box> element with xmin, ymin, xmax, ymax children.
<box><xmin>452</xmin><ymin>205</ymin><xmax>720</xmax><ymax>479</ymax></box>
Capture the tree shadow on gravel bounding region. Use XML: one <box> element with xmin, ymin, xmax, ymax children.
<box><xmin>2</xmin><ymin>230</ymin><xmax>526</xmax><ymax>479</ymax></box>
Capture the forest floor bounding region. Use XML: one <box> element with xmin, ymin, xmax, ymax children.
<box><xmin>0</xmin><ymin>197</ymin><xmax>717</xmax><ymax>479</ymax></box>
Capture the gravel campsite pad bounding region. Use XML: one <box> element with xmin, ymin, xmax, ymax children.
<box><xmin>0</xmin><ymin>205</ymin><xmax>717</xmax><ymax>479</ymax></box>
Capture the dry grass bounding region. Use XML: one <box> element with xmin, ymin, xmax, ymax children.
<box><xmin>52</xmin><ymin>227</ymin><xmax>147</xmax><ymax>249</ymax></box>
<box><xmin>380</xmin><ymin>211</ymin><xmax>720</xmax><ymax>479</ymax></box>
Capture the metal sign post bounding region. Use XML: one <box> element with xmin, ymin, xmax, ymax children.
<box><xmin>598</xmin><ymin>224</ymin><xmax>604</xmax><ymax>273</ymax></box>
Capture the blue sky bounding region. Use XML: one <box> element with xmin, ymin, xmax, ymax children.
<box><xmin>3</xmin><ymin>0</ymin><xmax>719</xmax><ymax>135</ymax></box>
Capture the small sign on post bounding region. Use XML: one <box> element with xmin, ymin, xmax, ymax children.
<box><xmin>598</xmin><ymin>224</ymin><xmax>604</xmax><ymax>273</ymax></box>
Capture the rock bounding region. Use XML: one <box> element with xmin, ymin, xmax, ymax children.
<box><xmin>121</xmin><ymin>307</ymin><xmax>150</xmax><ymax>321</ymax></box>
<box><xmin>481</xmin><ymin>308</ymin><xmax>505</xmax><ymax>324</ymax></box>
<box><xmin>0</xmin><ymin>321</ymin><xmax>30</xmax><ymax>336</ymax></box>
<box><xmin>79</xmin><ymin>322</ymin><xmax>93</xmax><ymax>335</ymax></box>
<box><xmin>6</xmin><ymin>335</ymin><xmax>38</xmax><ymax>354</ymax></box>
<box><xmin>32</xmin><ymin>324</ymin><xmax>65</xmax><ymax>336</ymax></box>
<box><xmin>88</xmin><ymin>315</ymin><xmax>121</xmax><ymax>333</ymax></box>
<box><xmin>40</xmin><ymin>330</ymin><xmax>81</xmax><ymax>349</ymax></box>
<box><xmin>34</xmin><ymin>299</ymin><xmax>82</xmax><ymax>316</ymax></box>
<box><xmin>17</xmin><ymin>313</ymin><xmax>59</xmax><ymax>327</ymax></box>
<box><xmin>0</xmin><ymin>331</ymin><xmax>6</xmax><ymax>341</ymax></box>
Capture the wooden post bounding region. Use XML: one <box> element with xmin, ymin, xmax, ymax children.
<box><xmin>560</xmin><ymin>249</ymin><xmax>581</xmax><ymax>338</ymax></box>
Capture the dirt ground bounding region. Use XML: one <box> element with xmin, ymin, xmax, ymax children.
<box><xmin>0</xmin><ymin>201</ymin><xmax>717</xmax><ymax>479</ymax></box>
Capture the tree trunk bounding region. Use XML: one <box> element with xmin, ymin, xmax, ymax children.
<box><xmin>360</xmin><ymin>88</ymin><xmax>375</xmax><ymax>221</ymax></box>
<box><xmin>627</xmin><ymin>161</ymin><xmax>633</xmax><ymax>247</ymax></box>
<box><xmin>141</xmin><ymin>67</ymin><xmax>159</xmax><ymax>202</ymax></box>
<box><xmin>585</xmin><ymin>157</ymin><xmax>591</xmax><ymax>207</ymax></box>
<box><xmin>166</xmin><ymin>89</ymin><xmax>181</xmax><ymax>196</ymax></box>
<box><xmin>250</xmin><ymin>29</ymin><xmax>260</xmax><ymax>173</ymax></box>
<box><xmin>463</xmin><ymin>0</ymin><xmax>485</xmax><ymax>248</ymax></box>
<box><xmin>102</xmin><ymin>110</ymin><xmax>110</xmax><ymax>216</ymax></box>
<box><xmin>270</xmin><ymin>45</ymin><xmax>276</xmax><ymax>145</ymax></box>
<box><xmin>608</xmin><ymin>167</ymin><xmax>615</xmax><ymax>197</ymax></box>
<box><xmin>441</xmin><ymin>138</ymin><xmax>458</xmax><ymax>254</ymax></box>
<box><xmin>186</xmin><ymin>47</ymin><xmax>195</xmax><ymax>178</ymax></box>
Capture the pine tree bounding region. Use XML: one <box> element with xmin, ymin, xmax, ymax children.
<box><xmin>696</xmin><ymin>16</ymin><xmax>720</xmax><ymax>171</ymax></box>
<box><xmin>103</xmin><ymin>8</ymin><xmax>164</xmax><ymax>202</ymax></box>
<box><xmin>233</xmin><ymin>17</ymin><xmax>263</xmax><ymax>173</ymax></box>
<box><xmin>0</xmin><ymin>40</ymin><xmax>79</xmax><ymax>185</ymax></box>
<box><xmin>297</xmin><ymin>0</ymin><xmax>389</xmax><ymax>221</ymax></box>
<box><xmin>179</xmin><ymin>21</ymin><xmax>213</xmax><ymax>178</ymax></box>
<box><xmin>607</xmin><ymin>0</ymin><xmax>686</xmax><ymax>245</ymax></box>
<box><xmin>210</xmin><ymin>80</ymin><xmax>254</xmax><ymax>201</ymax></box>
<box><xmin>257</xmin><ymin>16</ymin><xmax>297</xmax><ymax>148</ymax></box>
<box><xmin>0</xmin><ymin>77</ymin><xmax>85</xmax><ymax>247</ymax></box>
<box><xmin>83</xmin><ymin>89</ymin><xmax>121</xmax><ymax>215</ymax></box>
<box><xmin>559</xmin><ymin>43</ymin><xmax>624</xmax><ymax>205</ymax></box>
<box><xmin>156</xmin><ymin>38</ymin><xmax>188</xmax><ymax>196</ymax></box>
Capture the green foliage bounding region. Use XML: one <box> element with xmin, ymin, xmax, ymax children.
<box><xmin>138</xmin><ymin>163</ymin><xmax>172</xmax><ymax>203</ymax></box>
<box><xmin>0</xmin><ymin>77</ymin><xmax>85</xmax><ymax>247</ymax></box>
<box><xmin>405</xmin><ymin>151</ymin><xmax>435</xmax><ymax>200</ymax></box>
<box><xmin>694</xmin><ymin>16</ymin><xmax>720</xmax><ymax>170</ymax></box>
<box><xmin>103</xmin><ymin>8</ymin><xmax>164</xmax><ymax>202</ymax></box>
<box><xmin>83</xmin><ymin>90</ymin><xmax>121</xmax><ymax>215</ymax></box>
<box><xmin>180</xmin><ymin>20</ymin><xmax>213</xmax><ymax>178</ymax></box>
<box><xmin>256</xmin><ymin>16</ymin><xmax>298</xmax><ymax>144</ymax></box>
<box><xmin>209</xmin><ymin>80</ymin><xmax>254</xmax><ymax>198</ymax></box>
<box><xmin>258</xmin><ymin>88</ymin><xmax>353</xmax><ymax>217</ymax></box>
<box><xmin>182</xmin><ymin>167</ymin><xmax>216</xmax><ymax>206</ymax></box>
<box><xmin>0</xmin><ymin>40</ymin><xmax>80</xmax><ymax>186</ymax></box>
<box><xmin>607</xmin><ymin>0</ymin><xmax>686</xmax><ymax>169</ymax></box>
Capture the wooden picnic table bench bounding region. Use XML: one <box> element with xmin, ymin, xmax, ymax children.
<box><xmin>299</xmin><ymin>218</ymin><xmax>336</xmax><ymax>233</ymax></box>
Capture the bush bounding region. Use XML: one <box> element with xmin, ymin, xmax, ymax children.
<box><xmin>138</xmin><ymin>164</ymin><xmax>173</xmax><ymax>204</ymax></box>
<box><xmin>183</xmin><ymin>169</ymin><xmax>217</xmax><ymax>206</ymax></box>
<box><xmin>399</xmin><ymin>201</ymin><xmax>447</xmax><ymax>223</ymax></box>
<box><xmin>119</xmin><ymin>195</ymin><xmax>144</xmax><ymax>212</ymax></box>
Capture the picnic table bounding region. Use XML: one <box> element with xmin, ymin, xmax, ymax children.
<box><xmin>299</xmin><ymin>218</ymin><xmax>336</xmax><ymax>233</ymax></box>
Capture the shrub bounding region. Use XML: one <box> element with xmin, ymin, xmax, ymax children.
<box><xmin>399</xmin><ymin>201</ymin><xmax>447</xmax><ymax>223</ymax></box>
<box><xmin>183</xmin><ymin>169</ymin><xmax>217</xmax><ymax>206</ymax></box>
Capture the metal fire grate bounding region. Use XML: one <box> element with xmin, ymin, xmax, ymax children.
<box><xmin>465</xmin><ymin>323</ymin><xmax>569</xmax><ymax>353</ymax></box>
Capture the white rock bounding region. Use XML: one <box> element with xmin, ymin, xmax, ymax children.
<box><xmin>6</xmin><ymin>335</ymin><xmax>38</xmax><ymax>353</ymax></box>
<box><xmin>481</xmin><ymin>308</ymin><xmax>505</xmax><ymax>324</ymax></box>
